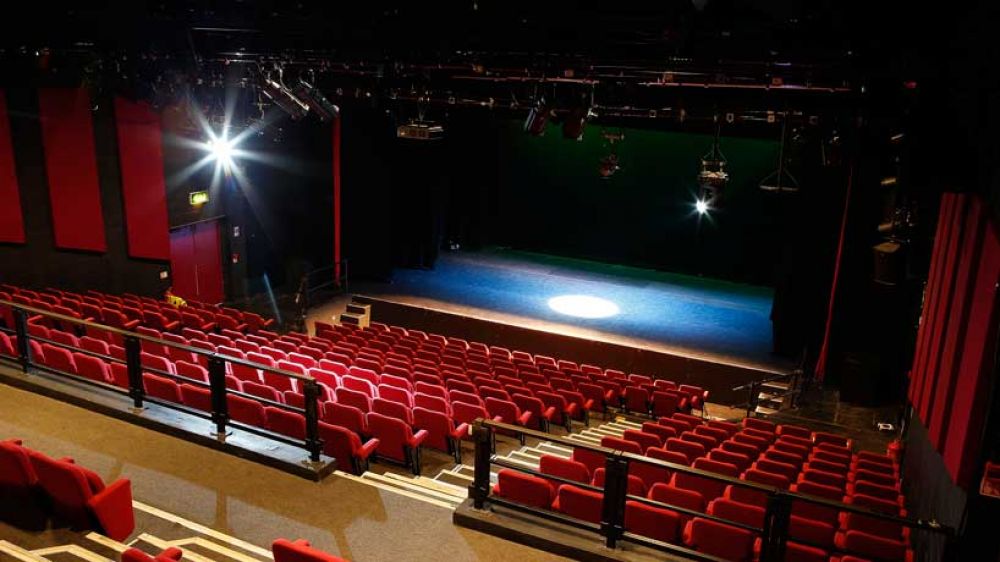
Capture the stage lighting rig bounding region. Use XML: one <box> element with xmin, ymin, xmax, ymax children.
<box><xmin>697</xmin><ymin>120</ymin><xmax>728</xmax><ymax>205</ymax></box>
<box><xmin>598</xmin><ymin>130</ymin><xmax>625</xmax><ymax>179</ymax></box>
<box><xmin>524</xmin><ymin>96</ymin><xmax>551</xmax><ymax>136</ymax></box>
<box><xmin>759</xmin><ymin>118</ymin><xmax>800</xmax><ymax>192</ymax></box>
<box><xmin>397</xmin><ymin>120</ymin><xmax>444</xmax><ymax>141</ymax></box>
<box><xmin>293</xmin><ymin>79</ymin><xmax>340</xmax><ymax>122</ymax></box>
<box><xmin>261</xmin><ymin>69</ymin><xmax>309</xmax><ymax>120</ymax></box>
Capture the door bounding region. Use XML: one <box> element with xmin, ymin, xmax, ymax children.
<box><xmin>170</xmin><ymin>219</ymin><xmax>225</xmax><ymax>304</ymax></box>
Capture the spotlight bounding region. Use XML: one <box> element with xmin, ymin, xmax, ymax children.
<box><xmin>261</xmin><ymin>72</ymin><xmax>309</xmax><ymax>120</ymax></box>
<box><xmin>293</xmin><ymin>80</ymin><xmax>340</xmax><ymax>122</ymax></box>
<box><xmin>695</xmin><ymin>199</ymin><xmax>709</xmax><ymax>214</ymax></box>
<box><xmin>524</xmin><ymin>97</ymin><xmax>550</xmax><ymax>136</ymax></box>
<box><xmin>205</xmin><ymin>135</ymin><xmax>236</xmax><ymax>169</ymax></box>
<box><xmin>698</xmin><ymin>119</ymin><xmax>728</xmax><ymax>204</ymax></box>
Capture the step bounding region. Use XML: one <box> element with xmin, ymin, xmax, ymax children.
<box><xmin>345</xmin><ymin>303</ymin><xmax>371</xmax><ymax>316</ymax></box>
<box><xmin>131</xmin><ymin>501</ymin><xmax>274</xmax><ymax>560</ymax></box>
<box><xmin>154</xmin><ymin>539</ymin><xmax>270</xmax><ymax>562</ymax></box>
<box><xmin>407</xmin><ymin>475</ymin><xmax>468</xmax><ymax>498</ymax></box>
<box><xmin>757</xmin><ymin>392</ymin><xmax>785</xmax><ymax>403</ymax></box>
<box><xmin>435</xmin><ymin>470</ymin><xmax>473</xmax><ymax>488</ymax></box>
<box><xmin>32</xmin><ymin>546</ymin><xmax>113</xmax><ymax>562</ymax></box>
<box><xmin>494</xmin><ymin>456</ymin><xmax>541</xmax><ymax>472</ymax></box>
<box><xmin>0</xmin><ymin>542</ymin><xmax>50</xmax><ymax>562</ymax></box>
<box><xmin>589</xmin><ymin>427</ymin><xmax>624</xmax><ymax>437</ymax></box>
<box><xmin>335</xmin><ymin>471</ymin><xmax>456</xmax><ymax>510</ymax></box>
<box><xmin>567</xmin><ymin>434</ymin><xmax>602</xmax><ymax>446</ymax></box>
<box><xmin>515</xmin><ymin>447</ymin><xmax>545</xmax><ymax>460</ymax></box>
<box><xmin>132</xmin><ymin>536</ymin><xmax>216</xmax><ymax>562</ymax></box>
<box><xmin>754</xmin><ymin>406</ymin><xmax>780</xmax><ymax>416</ymax></box>
<box><xmin>611</xmin><ymin>418</ymin><xmax>644</xmax><ymax>429</ymax></box>
<box><xmin>761</xmin><ymin>381</ymin><xmax>791</xmax><ymax>391</ymax></box>
<box><xmin>360</xmin><ymin>472</ymin><xmax>464</xmax><ymax>506</ymax></box>
<box><xmin>381</xmin><ymin>472</ymin><xmax>467</xmax><ymax>499</ymax></box>
<box><xmin>506</xmin><ymin>451</ymin><xmax>541</xmax><ymax>466</ymax></box>
<box><xmin>536</xmin><ymin>442</ymin><xmax>574</xmax><ymax>457</ymax></box>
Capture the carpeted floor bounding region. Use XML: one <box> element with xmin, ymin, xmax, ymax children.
<box><xmin>0</xmin><ymin>384</ymin><xmax>569</xmax><ymax>562</ymax></box>
<box><xmin>352</xmin><ymin>249</ymin><xmax>791</xmax><ymax>372</ymax></box>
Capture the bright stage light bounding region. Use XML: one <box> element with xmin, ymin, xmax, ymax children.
<box><xmin>207</xmin><ymin>137</ymin><xmax>234</xmax><ymax>164</ymax></box>
<box><xmin>548</xmin><ymin>295</ymin><xmax>620</xmax><ymax>319</ymax></box>
<box><xmin>695</xmin><ymin>199</ymin><xmax>709</xmax><ymax>215</ymax></box>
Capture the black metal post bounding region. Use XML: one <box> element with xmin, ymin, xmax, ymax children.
<box><xmin>13</xmin><ymin>308</ymin><xmax>31</xmax><ymax>373</ymax></box>
<box><xmin>760</xmin><ymin>491</ymin><xmax>793</xmax><ymax>562</ymax></box>
<box><xmin>747</xmin><ymin>382</ymin><xmax>756</xmax><ymax>418</ymax></box>
<box><xmin>207</xmin><ymin>356</ymin><xmax>229</xmax><ymax>437</ymax></box>
<box><xmin>469</xmin><ymin>422</ymin><xmax>493</xmax><ymax>509</ymax></box>
<box><xmin>302</xmin><ymin>379</ymin><xmax>323</xmax><ymax>462</ymax></box>
<box><xmin>123</xmin><ymin>335</ymin><xmax>144</xmax><ymax>409</ymax></box>
<box><xmin>600</xmin><ymin>454</ymin><xmax>629</xmax><ymax>549</ymax></box>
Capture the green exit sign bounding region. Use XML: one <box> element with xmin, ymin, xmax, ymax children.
<box><xmin>189</xmin><ymin>191</ymin><xmax>209</xmax><ymax>206</ymax></box>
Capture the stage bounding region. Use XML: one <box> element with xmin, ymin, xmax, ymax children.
<box><xmin>335</xmin><ymin>250</ymin><xmax>795</xmax><ymax>404</ymax></box>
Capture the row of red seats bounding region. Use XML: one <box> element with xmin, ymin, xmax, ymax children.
<box><xmin>491</xmin><ymin>415</ymin><xmax>908</xmax><ymax>561</ymax></box>
<box><xmin>0</xmin><ymin>438</ymin><xmax>135</xmax><ymax>541</ymax></box>
<box><xmin>0</xmin><ymin>285</ymin><xmax>274</xmax><ymax>339</ymax></box>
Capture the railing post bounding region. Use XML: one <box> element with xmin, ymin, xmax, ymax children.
<box><xmin>302</xmin><ymin>379</ymin><xmax>323</xmax><ymax>462</ymax></box>
<box><xmin>13</xmin><ymin>307</ymin><xmax>31</xmax><ymax>373</ymax></box>
<box><xmin>746</xmin><ymin>381</ymin><xmax>756</xmax><ymax>418</ymax></box>
<box><xmin>760</xmin><ymin>491</ymin><xmax>793</xmax><ymax>562</ymax></box>
<box><xmin>207</xmin><ymin>356</ymin><xmax>229</xmax><ymax>437</ymax></box>
<box><xmin>123</xmin><ymin>335</ymin><xmax>144</xmax><ymax>409</ymax></box>
<box><xmin>600</xmin><ymin>454</ymin><xmax>629</xmax><ymax>549</ymax></box>
<box><xmin>469</xmin><ymin>421</ymin><xmax>493</xmax><ymax>509</ymax></box>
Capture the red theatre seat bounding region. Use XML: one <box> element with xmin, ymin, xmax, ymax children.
<box><xmin>121</xmin><ymin>547</ymin><xmax>184</xmax><ymax>562</ymax></box>
<box><xmin>318</xmin><ymin>422</ymin><xmax>378</xmax><ymax>475</ymax></box>
<box><xmin>684</xmin><ymin>518</ymin><xmax>756</xmax><ymax>562</ymax></box>
<box><xmin>552</xmin><ymin>484</ymin><xmax>604</xmax><ymax>524</ymax></box>
<box><xmin>27</xmin><ymin>450</ymin><xmax>135</xmax><ymax>540</ymax></box>
<box><xmin>412</xmin><ymin>407</ymin><xmax>467</xmax><ymax>463</ymax></box>
<box><xmin>492</xmin><ymin>469</ymin><xmax>555</xmax><ymax>509</ymax></box>
<box><xmin>366</xmin><ymin>412</ymin><xmax>428</xmax><ymax>474</ymax></box>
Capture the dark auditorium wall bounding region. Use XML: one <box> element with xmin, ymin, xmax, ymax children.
<box><xmin>159</xmin><ymin>105</ymin><xmax>335</xmax><ymax>300</ymax></box>
<box><xmin>0</xmin><ymin>88</ymin><xmax>168</xmax><ymax>296</ymax></box>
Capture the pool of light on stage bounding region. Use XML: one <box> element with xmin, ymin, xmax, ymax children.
<box><xmin>547</xmin><ymin>295</ymin><xmax>620</xmax><ymax>319</ymax></box>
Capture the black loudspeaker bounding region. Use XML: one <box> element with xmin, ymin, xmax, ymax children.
<box><xmin>873</xmin><ymin>241</ymin><xmax>904</xmax><ymax>286</ymax></box>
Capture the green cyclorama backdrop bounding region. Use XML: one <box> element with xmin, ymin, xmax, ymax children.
<box><xmin>489</xmin><ymin>120</ymin><xmax>785</xmax><ymax>285</ymax></box>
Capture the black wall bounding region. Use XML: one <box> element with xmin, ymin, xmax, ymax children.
<box><xmin>0</xmin><ymin>88</ymin><xmax>168</xmax><ymax>296</ymax></box>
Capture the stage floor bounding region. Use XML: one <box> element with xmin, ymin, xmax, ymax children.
<box><xmin>350</xmin><ymin>249</ymin><xmax>794</xmax><ymax>374</ymax></box>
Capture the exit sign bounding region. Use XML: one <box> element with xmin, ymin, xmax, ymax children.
<box><xmin>189</xmin><ymin>191</ymin><xmax>209</xmax><ymax>206</ymax></box>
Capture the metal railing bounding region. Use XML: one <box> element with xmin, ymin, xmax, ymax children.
<box><xmin>0</xmin><ymin>300</ymin><xmax>325</xmax><ymax>463</ymax></box>
<box><xmin>468</xmin><ymin>419</ymin><xmax>956</xmax><ymax>562</ymax></box>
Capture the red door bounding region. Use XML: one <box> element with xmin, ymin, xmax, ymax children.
<box><xmin>170</xmin><ymin>220</ymin><xmax>225</xmax><ymax>304</ymax></box>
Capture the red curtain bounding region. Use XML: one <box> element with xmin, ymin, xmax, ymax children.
<box><xmin>909</xmin><ymin>193</ymin><xmax>1000</xmax><ymax>486</ymax></box>
<box><xmin>114</xmin><ymin>97</ymin><xmax>170</xmax><ymax>260</ymax></box>
<box><xmin>0</xmin><ymin>90</ymin><xmax>25</xmax><ymax>243</ymax></box>
<box><xmin>38</xmin><ymin>88</ymin><xmax>106</xmax><ymax>251</ymax></box>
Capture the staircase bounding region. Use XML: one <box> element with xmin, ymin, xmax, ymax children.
<box><xmin>0</xmin><ymin>501</ymin><xmax>273</xmax><ymax>562</ymax></box>
<box><xmin>747</xmin><ymin>373</ymin><xmax>799</xmax><ymax>418</ymax></box>
<box><xmin>336</xmin><ymin>416</ymin><xmax>648</xmax><ymax>511</ymax></box>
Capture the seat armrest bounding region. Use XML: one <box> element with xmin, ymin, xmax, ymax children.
<box><xmin>582</xmin><ymin>398</ymin><xmax>595</xmax><ymax>411</ymax></box>
<box><xmin>358</xmin><ymin>438</ymin><xmax>379</xmax><ymax>459</ymax></box>
<box><xmin>491</xmin><ymin>415</ymin><xmax>505</xmax><ymax>424</ymax></box>
<box><xmin>565</xmin><ymin>403</ymin><xmax>580</xmax><ymax>417</ymax></box>
<box><xmin>542</xmin><ymin>406</ymin><xmax>557</xmax><ymax>420</ymax></box>
<box><xmin>87</xmin><ymin>478</ymin><xmax>135</xmax><ymax>541</ymax></box>
<box><xmin>603</xmin><ymin>390</ymin><xmax>616</xmax><ymax>402</ymax></box>
<box><xmin>451</xmin><ymin>422</ymin><xmax>471</xmax><ymax>438</ymax></box>
<box><xmin>517</xmin><ymin>411</ymin><xmax>533</xmax><ymax>427</ymax></box>
<box><xmin>409</xmin><ymin>429</ymin><xmax>429</xmax><ymax>447</ymax></box>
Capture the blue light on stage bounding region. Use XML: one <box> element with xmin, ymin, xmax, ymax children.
<box><xmin>548</xmin><ymin>295</ymin><xmax>620</xmax><ymax>319</ymax></box>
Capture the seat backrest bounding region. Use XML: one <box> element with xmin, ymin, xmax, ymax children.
<box><xmin>29</xmin><ymin>452</ymin><xmax>99</xmax><ymax>526</ymax></box>
<box><xmin>648</xmin><ymin>482</ymin><xmax>705</xmax><ymax>515</ymax></box>
<box><xmin>665</xmin><ymin>437</ymin><xmax>705</xmax><ymax>464</ymax></box>
<box><xmin>494</xmin><ymin>468</ymin><xmax>554</xmax><ymax>509</ymax></box>
<box><xmin>841</xmin><ymin>530</ymin><xmax>908</xmax><ymax>561</ymax></box>
<box><xmin>372</xmin><ymin>397</ymin><xmax>413</xmax><ymax>425</ymax></box>
<box><xmin>227</xmin><ymin>394</ymin><xmax>268</xmax><ymax>427</ymax></box>
<box><xmin>687</xmin><ymin>518</ymin><xmax>756</xmax><ymax>562</ymax></box>
<box><xmin>414</xmin><ymin>392</ymin><xmax>450</xmax><ymax>414</ymax></box>
<box><xmin>79</xmin><ymin>336</ymin><xmax>110</xmax><ymax>355</ymax></box>
<box><xmin>265</xmin><ymin>407</ymin><xmax>307</xmax><ymax>439</ymax></box>
<box><xmin>539</xmin><ymin>455</ymin><xmax>591</xmax><ymax>484</ymax></box>
<box><xmin>334</xmin><ymin>387</ymin><xmax>372</xmax><ymax>413</ymax></box>
<box><xmin>411</xmin><ymin>407</ymin><xmax>455</xmax><ymax>451</ymax></box>
<box><xmin>377</xmin><ymin>384</ymin><xmax>413</xmax><ymax>407</ymax></box>
<box><xmin>624</xmin><ymin>500</ymin><xmax>680</xmax><ymax>544</ymax></box>
<box><xmin>322</xmin><ymin>402</ymin><xmax>366</xmax><ymax>435</ymax></box>
<box><xmin>600</xmin><ymin>436</ymin><xmax>643</xmax><ymax>455</ymax></box>
<box><xmin>143</xmin><ymin>373</ymin><xmax>181</xmax><ymax>403</ymax></box>
<box><xmin>0</xmin><ymin>441</ymin><xmax>37</xmax><ymax>488</ymax></box>
<box><xmin>366</xmin><ymin>411</ymin><xmax>413</xmax><ymax>462</ymax></box>
<box><xmin>175</xmin><ymin>360</ymin><xmax>209</xmax><ymax>384</ymax></box>
<box><xmin>452</xmin><ymin>401</ymin><xmax>488</xmax><ymax>425</ymax></box>
<box><xmin>272</xmin><ymin>539</ymin><xmax>348</xmax><ymax>562</ymax></box>
<box><xmin>555</xmin><ymin>484</ymin><xmax>603</xmax><ymax>524</ymax></box>
<box><xmin>708</xmin><ymin>497</ymin><xmax>765</xmax><ymax>529</ymax></box>
<box><xmin>179</xmin><ymin>383</ymin><xmax>212</xmax><ymax>412</ymax></box>
<box><xmin>74</xmin><ymin>353</ymin><xmax>110</xmax><ymax>383</ymax></box>
<box><xmin>622</xmin><ymin>429</ymin><xmax>662</xmax><ymax>452</ymax></box>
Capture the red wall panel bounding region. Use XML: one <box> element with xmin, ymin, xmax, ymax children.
<box><xmin>114</xmin><ymin>97</ymin><xmax>170</xmax><ymax>260</ymax></box>
<box><xmin>942</xmin><ymin>220</ymin><xmax>1000</xmax><ymax>485</ymax></box>
<box><xmin>0</xmin><ymin>90</ymin><xmax>25</xmax><ymax>243</ymax></box>
<box><xmin>37</xmin><ymin>88</ymin><xmax>106</xmax><ymax>251</ymax></box>
<box><xmin>928</xmin><ymin>198</ymin><xmax>985</xmax><ymax>448</ymax></box>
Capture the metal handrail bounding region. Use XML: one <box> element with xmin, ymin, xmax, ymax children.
<box><xmin>0</xmin><ymin>299</ymin><xmax>325</xmax><ymax>462</ymax></box>
<box><xmin>469</xmin><ymin>418</ymin><xmax>955</xmax><ymax>562</ymax></box>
